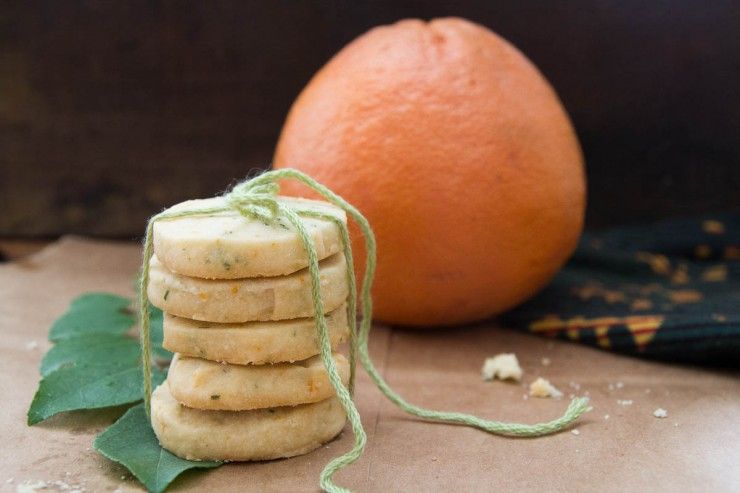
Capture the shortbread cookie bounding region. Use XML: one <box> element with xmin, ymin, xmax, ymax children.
<box><xmin>153</xmin><ymin>196</ymin><xmax>346</xmax><ymax>279</ymax></box>
<box><xmin>151</xmin><ymin>383</ymin><xmax>346</xmax><ymax>461</ymax></box>
<box><xmin>163</xmin><ymin>304</ymin><xmax>349</xmax><ymax>364</ymax></box>
<box><xmin>148</xmin><ymin>253</ymin><xmax>348</xmax><ymax>323</ymax></box>
<box><xmin>168</xmin><ymin>353</ymin><xmax>350</xmax><ymax>411</ymax></box>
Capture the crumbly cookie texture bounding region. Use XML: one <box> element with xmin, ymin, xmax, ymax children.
<box><xmin>147</xmin><ymin>252</ymin><xmax>349</xmax><ymax>323</ymax></box>
<box><xmin>653</xmin><ymin>408</ymin><xmax>668</xmax><ymax>418</ymax></box>
<box><xmin>163</xmin><ymin>303</ymin><xmax>349</xmax><ymax>365</ymax></box>
<box><xmin>168</xmin><ymin>353</ymin><xmax>350</xmax><ymax>411</ymax></box>
<box><xmin>151</xmin><ymin>383</ymin><xmax>346</xmax><ymax>462</ymax></box>
<box><xmin>529</xmin><ymin>377</ymin><xmax>563</xmax><ymax>398</ymax></box>
<box><xmin>153</xmin><ymin>196</ymin><xmax>346</xmax><ymax>279</ymax></box>
<box><xmin>481</xmin><ymin>353</ymin><xmax>523</xmax><ymax>382</ymax></box>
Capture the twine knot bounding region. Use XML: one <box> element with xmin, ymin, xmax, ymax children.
<box><xmin>223</xmin><ymin>177</ymin><xmax>281</xmax><ymax>224</ymax></box>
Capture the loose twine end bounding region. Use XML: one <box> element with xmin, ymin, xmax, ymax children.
<box><xmin>138</xmin><ymin>168</ymin><xmax>590</xmax><ymax>492</ymax></box>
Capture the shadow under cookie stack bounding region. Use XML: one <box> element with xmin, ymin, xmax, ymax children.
<box><xmin>146</xmin><ymin>196</ymin><xmax>351</xmax><ymax>461</ymax></box>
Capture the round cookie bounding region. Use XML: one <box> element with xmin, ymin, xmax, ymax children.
<box><xmin>151</xmin><ymin>383</ymin><xmax>346</xmax><ymax>461</ymax></box>
<box><xmin>148</xmin><ymin>253</ymin><xmax>349</xmax><ymax>323</ymax></box>
<box><xmin>153</xmin><ymin>196</ymin><xmax>346</xmax><ymax>279</ymax></box>
<box><xmin>163</xmin><ymin>304</ymin><xmax>349</xmax><ymax>365</ymax></box>
<box><xmin>167</xmin><ymin>353</ymin><xmax>350</xmax><ymax>411</ymax></box>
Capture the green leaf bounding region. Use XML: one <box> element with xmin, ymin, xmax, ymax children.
<box><xmin>94</xmin><ymin>404</ymin><xmax>221</xmax><ymax>493</ymax></box>
<box><xmin>50</xmin><ymin>293</ymin><xmax>134</xmax><ymax>341</ymax></box>
<box><xmin>40</xmin><ymin>334</ymin><xmax>140</xmax><ymax>377</ymax></box>
<box><xmin>30</xmin><ymin>293</ymin><xmax>172</xmax><ymax>424</ymax></box>
<box><xmin>28</xmin><ymin>360</ymin><xmax>165</xmax><ymax>425</ymax></box>
<box><xmin>29</xmin><ymin>291</ymin><xmax>213</xmax><ymax>492</ymax></box>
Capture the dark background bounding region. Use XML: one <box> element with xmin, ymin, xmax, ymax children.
<box><xmin>2</xmin><ymin>1</ymin><xmax>739</xmax><ymax>238</ymax></box>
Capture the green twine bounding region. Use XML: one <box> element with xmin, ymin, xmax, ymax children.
<box><xmin>138</xmin><ymin>168</ymin><xmax>590</xmax><ymax>493</ymax></box>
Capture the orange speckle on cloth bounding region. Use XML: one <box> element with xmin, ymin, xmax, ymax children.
<box><xmin>668</xmin><ymin>290</ymin><xmax>703</xmax><ymax>304</ymax></box>
<box><xmin>702</xmin><ymin>220</ymin><xmax>725</xmax><ymax>235</ymax></box>
<box><xmin>670</xmin><ymin>264</ymin><xmax>690</xmax><ymax>285</ymax></box>
<box><xmin>702</xmin><ymin>265</ymin><xmax>728</xmax><ymax>282</ymax></box>
<box><xmin>636</xmin><ymin>252</ymin><xmax>672</xmax><ymax>276</ymax></box>
<box><xmin>724</xmin><ymin>246</ymin><xmax>740</xmax><ymax>260</ymax></box>
<box><xmin>631</xmin><ymin>299</ymin><xmax>653</xmax><ymax>311</ymax></box>
<box><xmin>694</xmin><ymin>244</ymin><xmax>712</xmax><ymax>259</ymax></box>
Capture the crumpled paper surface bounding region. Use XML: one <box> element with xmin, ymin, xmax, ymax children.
<box><xmin>1</xmin><ymin>237</ymin><xmax>738</xmax><ymax>492</ymax></box>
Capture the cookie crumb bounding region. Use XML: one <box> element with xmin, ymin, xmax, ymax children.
<box><xmin>617</xmin><ymin>399</ymin><xmax>633</xmax><ymax>406</ymax></box>
<box><xmin>16</xmin><ymin>479</ymin><xmax>86</xmax><ymax>493</ymax></box>
<box><xmin>653</xmin><ymin>408</ymin><xmax>668</xmax><ymax>418</ymax></box>
<box><xmin>529</xmin><ymin>377</ymin><xmax>563</xmax><ymax>398</ymax></box>
<box><xmin>571</xmin><ymin>429</ymin><xmax>580</xmax><ymax>436</ymax></box>
<box><xmin>541</xmin><ymin>357</ymin><xmax>551</xmax><ymax>366</ymax></box>
<box><xmin>17</xmin><ymin>480</ymin><xmax>47</xmax><ymax>492</ymax></box>
<box><xmin>604</xmin><ymin>414</ymin><xmax>610</xmax><ymax>420</ymax></box>
<box><xmin>25</xmin><ymin>340</ymin><xmax>38</xmax><ymax>350</ymax></box>
<box><xmin>481</xmin><ymin>353</ymin><xmax>522</xmax><ymax>382</ymax></box>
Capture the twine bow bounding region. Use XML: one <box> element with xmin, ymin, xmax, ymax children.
<box><xmin>138</xmin><ymin>168</ymin><xmax>590</xmax><ymax>493</ymax></box>
<box><xmin>224</xmin><ymin>179</ymin><xmax>281</xmax><ymax>223</ymax></box>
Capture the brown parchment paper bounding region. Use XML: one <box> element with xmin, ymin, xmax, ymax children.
<box><xmin>1</xmin><ymin>237</ymin><xmax>738</xmax><ymax>492</ymax></box>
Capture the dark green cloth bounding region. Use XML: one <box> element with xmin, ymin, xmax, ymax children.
<box><xmin>505</xmin><ymin>213</ymin><xmax>740</xmax><ymax>366</ymax></box>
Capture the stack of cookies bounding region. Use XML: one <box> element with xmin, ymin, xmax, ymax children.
<box><xmin>146</xmin><ymin>196</ymin><xmax>350</xmax><ymax>461</ymax></box>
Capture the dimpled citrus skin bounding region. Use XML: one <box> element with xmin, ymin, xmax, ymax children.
<box><xmin>274</xmin><ymin>18</ymin><xmax>586</xmax><ymax>326</ymax></box>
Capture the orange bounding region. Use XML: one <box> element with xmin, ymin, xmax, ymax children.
<box><xmin>274</xmin><ymin>18</ymin><xmax>586</xmax><ymax>326</ymax></box>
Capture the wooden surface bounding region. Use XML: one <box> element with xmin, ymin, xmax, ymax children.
<box><xmin>0</xmin><ymin>239</ymin><xmax>49</xmax><ymax>262</ymax></box>
<box><xmin>1</xmin><ymin>237</ymin><xmax>738</xmax><ymax>492</ymax></box>
<box><xmin>2</xmin><ymin>2</ymin><xmax>740</xmax><ymax>237</ymax></box>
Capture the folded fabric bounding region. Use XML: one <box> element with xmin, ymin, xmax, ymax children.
<box><xmin>504</xmin><ymin>213</ymin><xmax>739</xmax><ymax>366</ymax></box>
